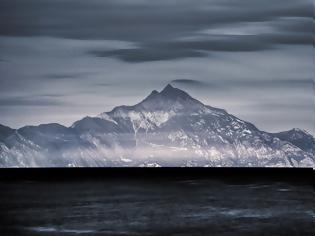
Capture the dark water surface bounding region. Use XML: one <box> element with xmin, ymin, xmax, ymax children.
<box><xmin>0</xmin><ymin>178</ymin><xmax>314</xmax><ymax>236</ymax></box>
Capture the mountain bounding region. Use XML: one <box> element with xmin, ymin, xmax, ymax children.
<box><xmin>273</xmin><ymin>129</ymin><xmax>315</xmax><ymax>156</ymax></box>
<box><xmin>0</xmin><ymin>84</ymin><xmax>314</xmax><ymax>167</ymax></box>
<box><xmin>0</xmin><ymin>124</ymin><xmax>15</xmax><ymax>142</ymax></box>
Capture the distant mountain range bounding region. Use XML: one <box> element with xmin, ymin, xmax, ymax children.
<box><xmin>0</xmin><ymin>84</ymin><xmax>314</xmax><ymax>167</ymax></box>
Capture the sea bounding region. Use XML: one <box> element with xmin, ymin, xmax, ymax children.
<box><xmin>0</xmin><ymin>169</ymin><xmax>314</xmax><ymax>236</ymax></box>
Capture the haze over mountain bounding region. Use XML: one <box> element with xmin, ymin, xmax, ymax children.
<box><xmin>0</xmin><ymin>85</ymin><xmax>314</xmax><ymax>167</ymax></box>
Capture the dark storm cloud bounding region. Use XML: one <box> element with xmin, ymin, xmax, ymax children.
<box><xmin>90</xmin><ymin>30</ymin><xmax>312</xmax><ymax>62</ymax></box>
<box><xmin>272</xmin><ymin>17</ymin><xmax>313</xmax><ymax>34</ymax></box>
<box><xmin>0</xmin><ymin>0</ymin><xmax>312</xmax><ymax>43</ymax></box>
<box><xmin>0</xmin><ymin>0</ymin><xmax>312</xmax><ymax>63</ymax></box>
<box><xmin>89</xmin><ymin>15</ymin><xmax>312</xmax><ymax>62</ymax></box>
<box><xmin>90</xmin><ymin>48</ymin><xmax>205</xmax><ymax>62</ymax></box>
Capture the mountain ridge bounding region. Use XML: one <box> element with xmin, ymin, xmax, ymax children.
<box><xmin>0</xmin><ymin>84</ymin><xmax>314</xmax><ymax>167</ymax></box>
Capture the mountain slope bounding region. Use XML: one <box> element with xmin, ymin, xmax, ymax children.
<box><xmin>0</xmin><ymin>85</ymin><xmax>314</xmax><ymax>167</ymax></box>
<box><xmin>273</xmin><ymin>129</ymin><xmax>315</xmax><ymax>155</ymax></box>
<box><xmin>0</xmin><ymin>124</ymin><xmax>15</xmax><ymax>142</ymax></box>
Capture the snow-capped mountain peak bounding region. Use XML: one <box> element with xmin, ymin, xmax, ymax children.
<box><xmin>158</xmin><ymin>84</ymin><xmax>195</xmax><ymax>100</ymax></box>
<box><xmin>97</xmin><ymin>85</ymin><xmax>221</xmax><ymax>132</ymax></box>
<box><xmin>0</xmin><ymin>84</ymin><xmax>314</xmax><ymax>167</ymax></box>
<box><xmin>135</xmin><ymin>84</ymin><xmax>206</xmax><ymax>112</ymax></box>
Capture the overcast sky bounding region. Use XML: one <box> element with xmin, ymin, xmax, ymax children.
<box><xmin>0</xmin><ymin>0</ymin><xmax>314</xmax><ymax>134</ymax></box>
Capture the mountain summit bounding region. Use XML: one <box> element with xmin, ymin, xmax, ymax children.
<box><xmin>159</xmin><ymin>84</ymin><xmax>193</xmax><ymax>99</ymax></box>
<box><xmin>134</xmin><ymin>84</ymin><xmax>206</xmax><ymax>112</ymax></box>
<box><xmin>0</xmin><ymin>85</ymin><xmax>314</xmax><ymax>167</ymax></box>
<box><xmin>109</xmin><ymin>84</ymin><xmax>205</xmax><ymax>114</ymax></box>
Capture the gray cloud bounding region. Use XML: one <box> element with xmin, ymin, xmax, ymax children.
<box><xmin>0</xmin><ymin>96</ymin><xmax>65</xmax><ymax>107</ymax></box>
<box><xmin>169</xmin><ymin>79</ymin><xmax>223</xmax><ymax>91</ymax></box>
<box><xmin>0</xmin><ymin>0</ymin><xmax>312</xmax><ymax>39</ymax></box>
<box><xmin>90</xmin><ymin>48</ymin><xmax>205</xmax><ymax>62</ymax></box>
<box><xmin>0</xmin><ymin>0</ymin><xmax>312</xmax><ymax>65</ymax></box>
<box><xmin>222</xmin><ymin>78</ymin><xmax>313</xmax><ymax>88</ymax></box>
<box><xmin>45</xmin><ymin>72</ymin><xmax>92</xmax><ymax>80</ymax></box>
<box><xmin>251</xmin><ymin>101</ymin><xmax>313</xmax><ymax>112</ymax></box>
<box><xmin>171</xmin><ymin>79</ymin><xmax>204</xmax><ymax>86</ymax></box>
<box><xmin>87</xmin><ymin>17</ymin><xmax>312</xmax><ymax>62</ymax></box>
<box><xmin>0</xmin><ymin>1</ymin><xmax>312</xmax><ymax>50</ymax></box>
<box><xmin>87</xmin><ymin>35</ymin><xmax>274</xmax><ymax>62</ymax></box>
<box><xmin>92</xmin><ymin>82</ymin><xmax>112</xmax><ymax>87</ymax></box>
<box><xmin>172</xmin><ymin>78</ymin><xmax>312</xmax><ymax>90</ymax></box>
